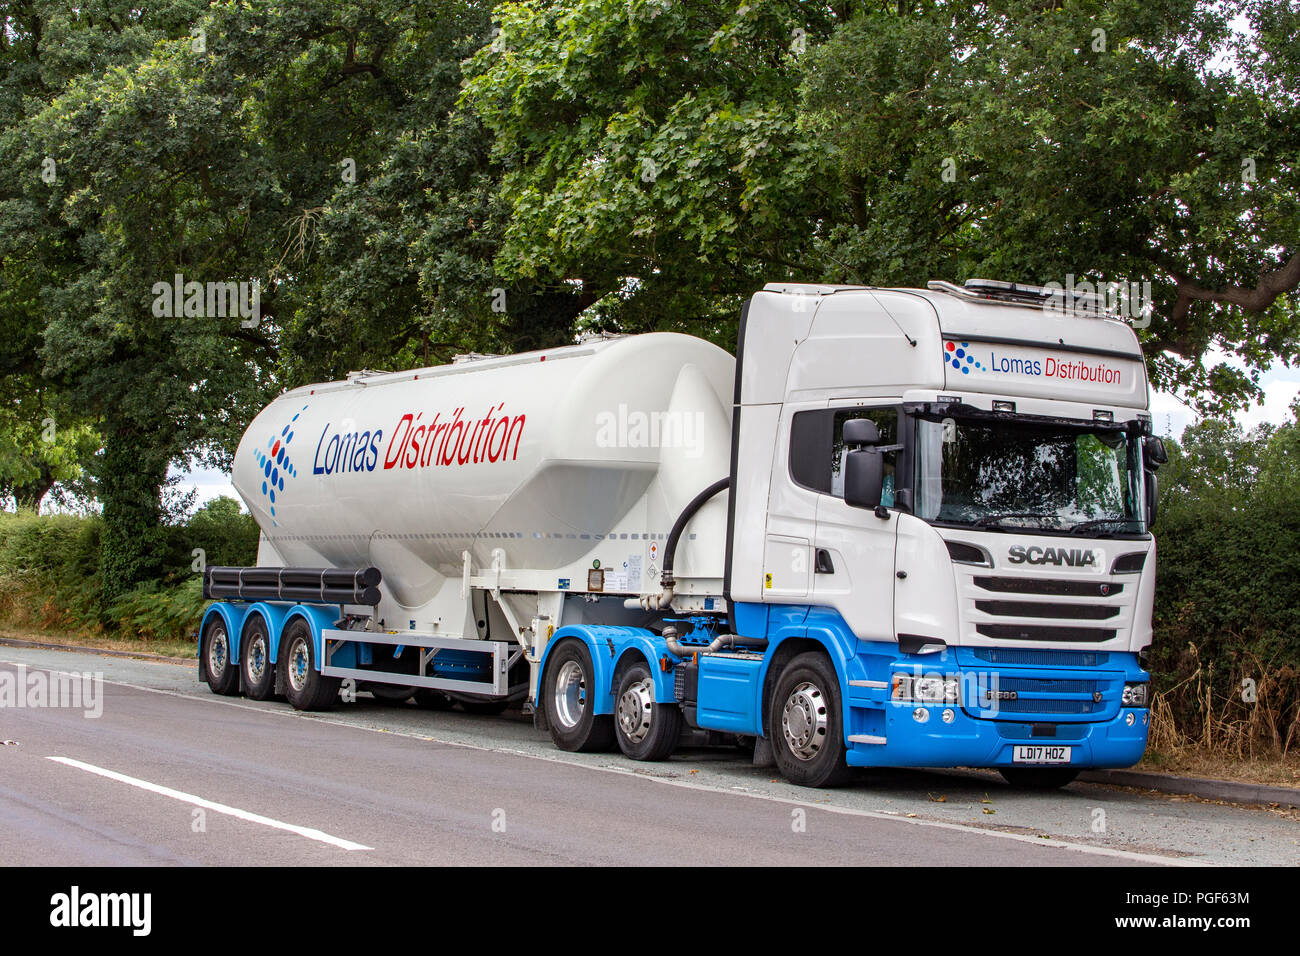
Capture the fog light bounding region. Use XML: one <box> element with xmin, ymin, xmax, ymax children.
<box><xmin>1125</xmin><ymin>712</ymin><xmax>1136</xmax><ymax>727</ymax></box>
<box><xmin>942</xmin><ymin>708</ymin><xmax>955</xmax><ymax>724</ymax></box>
<box><xmin>913</xmin><ymin>707</ymin><xmax>929</xmax><ymax>723</ymax></box>
<box><xmin>1143</xmin><ymin>712</ymin><xmax>1149</xmax><ymax>727</ymax></box>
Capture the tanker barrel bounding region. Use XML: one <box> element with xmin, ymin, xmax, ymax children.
<box><xmin>203</xmin><ymin>566</ymin><xmax>383</xmax><ymax>605</ymax></box>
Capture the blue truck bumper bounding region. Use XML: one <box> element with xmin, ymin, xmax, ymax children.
<box><xmin>846</xmin><ymin>703</ymin><xmax>1149</xmax><ymax>769</ymax></box>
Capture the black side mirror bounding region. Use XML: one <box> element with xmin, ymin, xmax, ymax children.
<box><xmin>843</xmin><ymin>418</ymin><xmax>881</xmax><ymax>446</ymax></box>
<box><xmin>845</xmin><ymin>448</ymin><xmax>884</xmax><ymax>511</ymax></box>
<box><xmin>1143</xmin><ymin>435</ymin><xmax>1168</xmax><ymax>468</ymax></box>
<box><xmin>1145</xmin><ymin>472</ymin><xmax>1158</xmax><ymax>530</ymax></box>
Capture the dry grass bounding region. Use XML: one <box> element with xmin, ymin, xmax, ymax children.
<box><xmin>1138</xmin><ymin>749</ymin><xmax>1300</xmax><ymax>788</ymax></box>
<box><xmin>0</xmin><ymin>624</ymin><xmax>194</xmax><ymax>661</ymax></box>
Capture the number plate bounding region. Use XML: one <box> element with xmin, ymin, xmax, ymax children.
<box><xmin>1012</xmin><ymin>745</ymin><xmax>1072</xmax><ymax>764</ymax></box>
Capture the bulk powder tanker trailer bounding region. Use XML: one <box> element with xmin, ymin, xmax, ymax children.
<box><xmin>199</xmin><ymin>280</ymin><xmax>1166</xmax><ymax>788</ymax></box>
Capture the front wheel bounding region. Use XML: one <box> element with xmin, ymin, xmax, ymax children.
<box><xmin>999</xmin><ymin>768</ymin><xmax>1079</xmax><ymax>790</ymax></box>
<box><xmin>543</xmin><ymin>640</ymin><xmax>614</xmax><ymax>752</ymax></box>
<box><xmin>201</xmin><ymin>617</ymin><xmax>240</xmax><ymax>696</ymax></box>
<box><xmin>614</xmin><ymin>660</ymin><xmax>681</xmax><ymax>761</ymax></box>
<box><xmin>280</xmin><ymin>620</ymin><xmax>340</xmax><ymax>711</ymax></box>
<box><xmin>770</xmin><ymin>652</ymin><xmax>852</xmax><ymax>788</ymax></box>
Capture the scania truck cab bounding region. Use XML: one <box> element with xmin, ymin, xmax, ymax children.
<box><xmin>719</xmin><ymin>279</ymin><xmax>1163</xmax><ymax>786</ymax></box>
<box><xmin>200</xmin><ymin>278</ymin><xmax>1164</xmax><ymax>789</ymax></box>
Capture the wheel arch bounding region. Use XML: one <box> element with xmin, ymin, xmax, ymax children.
<box><xmin>536</xmin><ymin>625</ymin><xmax>674</xmax><ymax>715</ymax></box>
<box><xmin>758</xmin><ymin>615</ymin><xmax>859</xmax><ymax>740</ymax></box>
<box><xmin>280</xmin><ymin>604</ymin><xmax>340</xmax><ymax>668</ymax></box>
<box><xmin>238</xmin><ymin>601</ymin><xmax>294</xmax><ymax>665</ymax></box>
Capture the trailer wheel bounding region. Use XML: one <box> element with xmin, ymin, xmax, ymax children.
<box><xmin>770</xmin><ymin>652</ymin><xmax>852</xmax><ymax>788</ymax></box>
<box><xmin>280</xmin><ymin>619</ymin><xmax>340</xmax><ymax>711</ymax></box>
<box><xmin>999</xmin><ymin>768</ymin><xmax>1079</xmax><ymax>790</ymax></box>
<box><xmin>613</xmin><ymin>660</ymin><xmax>682</xmax><ymax>761</ymax></box>
<box><xmin>543</xmin><ymin>640</ymin><xmax>614</xmax><ymax>752</ymax></box>
<box><xmin>239</xmin><ymin>617</ymin><xmax>276</xmax><ymax>701</ymax></box>
<box><xmin>201</xmin><ymin>617</ymin><xmax>240</xmax><ymax>696</ymax></box>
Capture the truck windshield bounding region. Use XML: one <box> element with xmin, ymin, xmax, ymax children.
<box><xmin>914</xmin><ymin>416</ymin><xmax>1145</xmax><ymax>535</ymax></box>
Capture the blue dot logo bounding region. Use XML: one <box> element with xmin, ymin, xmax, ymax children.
<box><xmin>255</xmin><ymin>404</ymin><xmax>307</xmax><ymax>526</ymax></box>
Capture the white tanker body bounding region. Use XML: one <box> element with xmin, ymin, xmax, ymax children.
<box><xmin>201</xmin><ymin>280</ymin><xmax>1165</xmax><ymax>789</ymax></box>
<box><xmin>232</xmin><ymin>332</ymin><xmax>733</xmax><ymax>626</ymax></box>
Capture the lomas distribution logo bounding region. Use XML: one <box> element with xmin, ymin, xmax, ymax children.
<box><xmin>251</xmin><ymin>404</ymin><xmax>307</xmax><ymax>526</ymax></box>
<box><xmin>942</xmin><ymin>341</ymin><xmax>986</xmax><ymax>375</ymax></box>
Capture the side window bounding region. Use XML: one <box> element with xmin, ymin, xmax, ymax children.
<box><xmin>790</xmin><ymin>406</ymin><xmax>899</xmax><ymax>506</ymax></box>
<box><xmin>831</xmin><ymin>408</ymin><xmax>897</xmax><ymax>506</ymax></box>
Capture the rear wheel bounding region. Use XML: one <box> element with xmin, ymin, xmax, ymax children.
<box><xmin>614</xmin><ymin>660</ymin><xmax>682</xmax><ymax>761</ymax></box>
<box><xmin>770</xmin><ymin>652</ymin><xmax>852</xmax><ymax>788</ymax></box>
<box><xmin>543</xmin><ymin>640</ymin><xmax>615</xmax><ymax>752</ymax></box>
<box><xmin>999</xmin><ymin>768</ymin><xmax>1079</xmax><ymax>790</ymax></box>
<box><xmin>201</xmin><ymin>617</ymin><xmax>239</xmax><ymax>696</ymax></box>
<box><xmin>239</xmin><ymin>617</ymin><xmax>276</xmax><ymax>701</ymax></box>
<box><xmin>280</xmin><ymin>620</ymin><xmax>340</xmax><ymax>711</ymax></box>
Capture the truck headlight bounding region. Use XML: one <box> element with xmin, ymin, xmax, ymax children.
<box><xmin>1121</xmin><ymin>682</ymin><xmax>1150</xmax><ymax>708</ymax></box>
<box><xmin>892</xmin><ymin>674</ymin><xmax>961</xmax><ymax>704</ymax></box>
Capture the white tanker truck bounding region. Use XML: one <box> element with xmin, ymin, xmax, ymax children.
<box><xmin>199</xmin><ymin>280</ymin><xmax>1166</xmax><ymax>788</ymax></box>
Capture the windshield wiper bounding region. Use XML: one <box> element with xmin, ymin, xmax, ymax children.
<box><xmin>971</xmin><ymin>512</ymin><xmax>1062</xmax><ymax>528</ymax></box>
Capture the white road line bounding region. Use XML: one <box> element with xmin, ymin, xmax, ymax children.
<box><xmin>4</xmin><ymin>658</ymin><xmax>1197</xmax><ymax>865</ymax></box>
<box><xmin>46</xmin><ymin>756</ymin><xmax>372</xmax><ymax>852</ymax></box>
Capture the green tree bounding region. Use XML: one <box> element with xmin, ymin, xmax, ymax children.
<box><xmin>467</xmin><ymin>0</ymin><xmax>1300</xmax><ymax>413</ymax></box>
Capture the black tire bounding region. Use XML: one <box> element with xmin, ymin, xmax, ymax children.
<box><xmin>279</xmin><ymin>619</ymin><xmax>340</xmax><ymax>711</ymax></box>
<box><xmin>413</xmin><ymin>689</ymin><xmax>455</xmax><ymax>710</ymax></box>
<box><xmin>613</xmin><ymin>659</ymin><xmax>682</xmax><ymax>761</ymax></box>
<box><xmin>239</xmin><ymin>617</ymin><xmax>276</xmax><ymax>701</ymax></box>
<box><xmin>201</xmin><ymin>616</ymin><xmax>240</xmax><ymax>696</ymax></box>
<box><xmin>459</xmin><ymin>699</ymin><xmax>509</xmax><ymax>716</ymax></box>
<box><xmin>366</xmin><ymin>684</ymin><xmax>415</xmax><ymax>705</ymax></box>
<box><xmin>542</xmin><ymin>640</ymin><xmax>615</xmax><ymax>752</ymax></box>
<box><xmin>999</xmin><ymin>768</ymin><xmax>1079</xmax><ymax>790</ymax></box>
<box><xmin>769</xmin><ymin>651</ymin><xmax>853</xmax><ymax>788</ymax></box>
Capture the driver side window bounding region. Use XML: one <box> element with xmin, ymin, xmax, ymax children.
<box><xmin>790</xmin><ymin>405</ymin><xmax>898</xmax><ymax>507</ymax></box>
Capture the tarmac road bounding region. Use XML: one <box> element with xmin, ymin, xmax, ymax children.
<box><xmin>0</xmin><ymin>647</ymin><xmax>1296</xmax><ymax>866</ymax></box>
